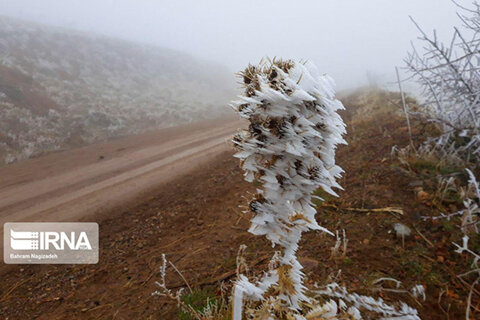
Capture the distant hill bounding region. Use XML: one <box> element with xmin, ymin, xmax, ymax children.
<box><xmin>0</xmin><ymin>16</ymin><xmax>235</xmax><ymax>164</ymax></box>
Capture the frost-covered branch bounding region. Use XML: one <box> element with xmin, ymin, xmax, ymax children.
<box><xmin>314</xmin><ymin>283</ymin><xmax>421</xmax><ymax>320</ymax></box>
<box><xmin>231</xmin><ymin>58</ymin><xmax>346</xmax><ymax>319</ymax></box>
<box><xmin>453</xmin><ymin>235</ymin><xmax>480</xmax><ymax>320</ymax></box>
<box><xmin>405</xmin><ymin>2</ymin><xmax>480</xmax><ymax>166</ymax></box>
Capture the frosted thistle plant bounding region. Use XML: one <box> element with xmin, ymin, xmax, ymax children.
<box><xmin>231</xmin><ymin>59</ymin><xmax>347</xmax><ymax>319</ymax></box>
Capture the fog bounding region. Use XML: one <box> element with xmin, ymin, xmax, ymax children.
<box><xmin>0</xmin><ymin>0</ymin><xmax>469</xmax><ymax>89</ymax></box>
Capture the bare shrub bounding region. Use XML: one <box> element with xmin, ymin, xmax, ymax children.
<box><xmin>405</xmin><ymin>1</ymin><xmax>480</xmax><ymax>167</ymax></box>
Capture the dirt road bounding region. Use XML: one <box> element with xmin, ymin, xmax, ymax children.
<box><xmin>0</xmin><ymin>116</ymin><xmax>241</xmax><ymax>226</ymax></box>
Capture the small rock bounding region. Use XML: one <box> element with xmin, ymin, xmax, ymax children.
<box><xmin>417</xmin><ymin>190</ymin><xmax>429</xmax><ymax>201</ymax></box>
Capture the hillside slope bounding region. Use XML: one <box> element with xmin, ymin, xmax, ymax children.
<box><xmin>0</xmin><ymin>16</ymin><xmax>234</xmax><ymax>164</ymax></box>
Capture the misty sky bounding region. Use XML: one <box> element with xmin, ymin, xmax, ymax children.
<box><xmin>0</xmin><ymin>0</ymin><xmax>471</xmax><ymax>89</ymax></box>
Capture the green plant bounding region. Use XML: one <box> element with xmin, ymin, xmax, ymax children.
<box><xmin>178</xmin><ymin>289</ymin><xmax>217</xmax><ymax>320</ymax></box>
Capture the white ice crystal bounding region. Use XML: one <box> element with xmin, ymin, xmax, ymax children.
<box><xmin>231</xmin><ymin>59</ymin><xmax>346</xmax><ymax>319</ymax></box>
<box><xmin>315</xmin><ymin>283</ymin><xmax>421</xmax><ymax>320</ymax></box>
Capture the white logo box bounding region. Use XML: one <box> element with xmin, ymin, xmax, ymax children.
<box><xmin>4</xmin><ymin>222</ymin><xmax>98</xmax><ymax>264</ymax></box>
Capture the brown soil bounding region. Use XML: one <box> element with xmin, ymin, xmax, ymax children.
<box><xmin>0</xmin><ymin>90</ymin><xmax>477</xmax><ymax>319</ymax></box>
